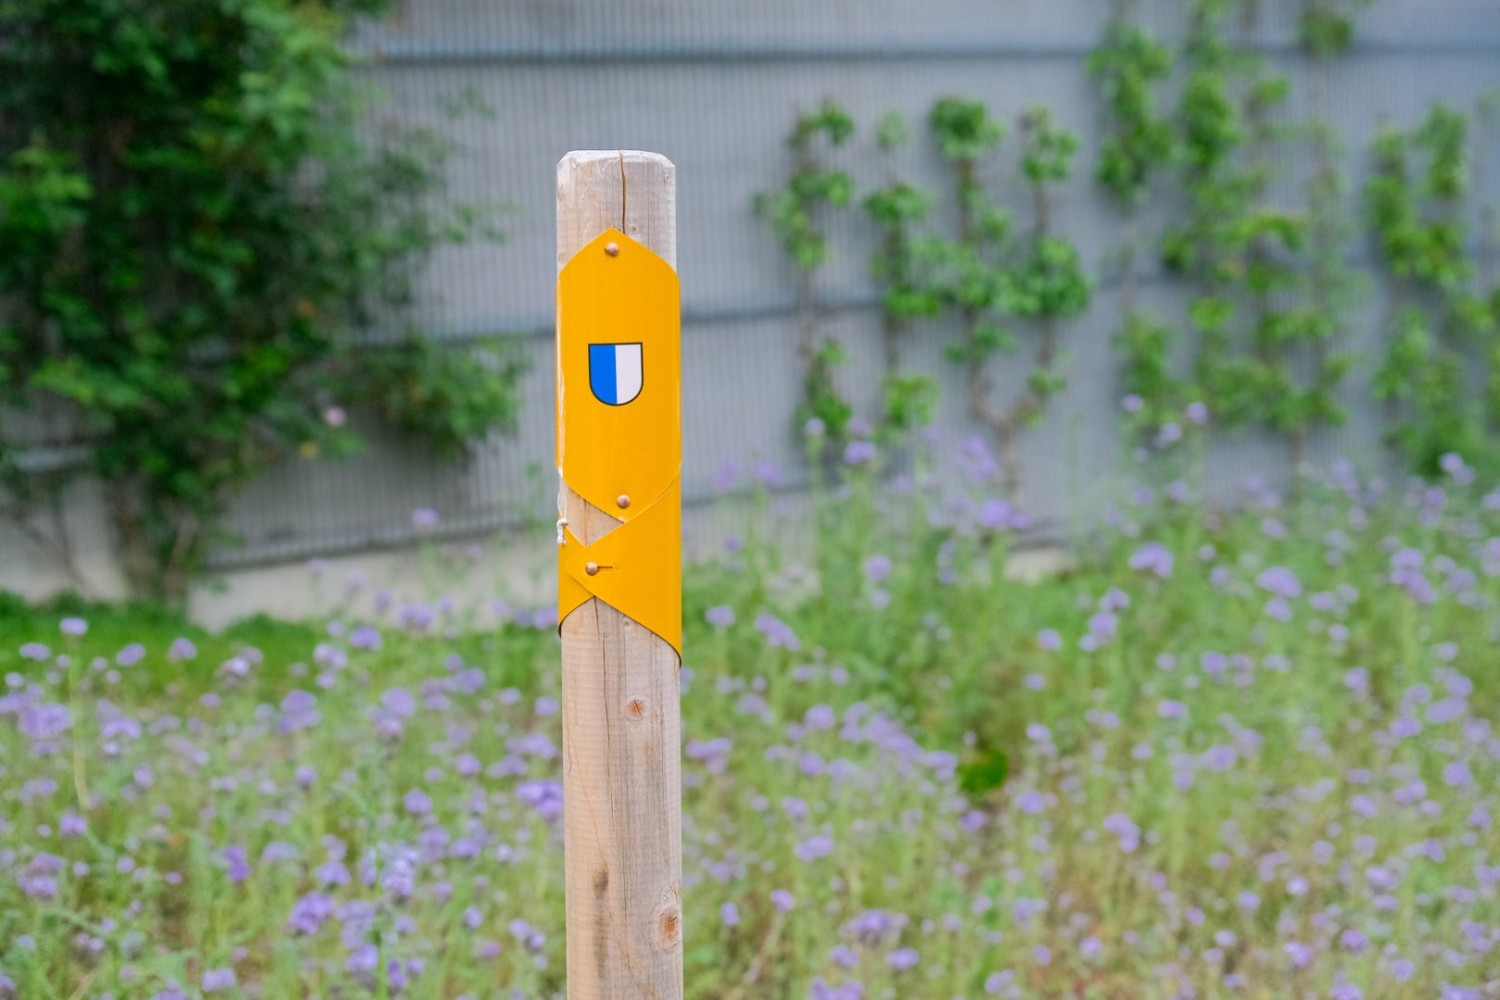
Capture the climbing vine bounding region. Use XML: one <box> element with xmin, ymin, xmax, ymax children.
<box><xmin>919</xmin><ymin>100</ymin><xmax>1090</xmax><ymax>501</ymax></box>
<box><xmin>1480</xmin><ymin>91</ymin><xmax>1500</xmax><ymax>433</ymax></box>
<box><xmin>864</xmin><ymin>112</ymin><xmax>941</xmax><ymax>436</ymax></box>
<box><xmin>1299</xmin><ymin>0</ymin><xmax>1368</xmax><ymax>60</ymax></box>
<box><xmin>748</xmin><ymin>0</ymin><xmax>1500</xmax><ymax>498</ymax></box>
<box><xmin>755</xmin><ymin>102</ymin><xmax>857</xmax><ymax>447</ymax></box>
<box><xmin>1294</xmin><ymin>0</ymin><xmax>1365</xmax><ymax>468</ymax></box>
<box><xmin>1159</xmin><ymin>0</ymin><xmax>1254</xmax><ymax>424</ymax></box>
<box><xmin>1366</xmin><ymin>105</ymin><xmax>1499</xmax><ymax>474</ymax></box>
<box><xmin>1088</xmin><ymin>7</ymin><xmax>1183</xmax><ymax>443</ymax></box>
<box><xmin>1161</xmin><ymin>0</ymin><xmax>1349</xmax><ymax>472</ymax></box>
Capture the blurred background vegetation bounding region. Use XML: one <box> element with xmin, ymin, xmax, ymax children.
<box><xmin>0</xmin><ymin>0</ymin><xmax>1496</xmax><ymax>605</ymax></box>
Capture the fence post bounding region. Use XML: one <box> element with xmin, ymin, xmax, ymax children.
<box><xmin>555</xmin><ymin>150</ymin><xmax>683</xmax><ymax>1000</ymax></box>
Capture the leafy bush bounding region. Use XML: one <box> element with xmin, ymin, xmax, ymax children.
<box><xmin>0</xmin><ymin>0</ymin><xmax>524</xmax><ymax>600</ymax></box>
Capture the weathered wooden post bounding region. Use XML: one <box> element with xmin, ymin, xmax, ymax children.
<box><xmin>555</xmin><ymin>150</ymin><xmax>683</xmax><ymax>999</ymax></box>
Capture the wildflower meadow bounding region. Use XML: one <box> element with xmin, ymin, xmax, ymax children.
<box><xmin>2</xmin><ymin>438</ymin><xmax>1499</xmax><ymax>999</ymax></box>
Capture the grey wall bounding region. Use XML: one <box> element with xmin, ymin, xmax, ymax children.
<box><xmin>24</xmin><ymin>0</ymin><xmax>1500</xmax><ymax>578</ymax></box>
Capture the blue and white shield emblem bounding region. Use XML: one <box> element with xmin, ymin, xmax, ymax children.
<box><xmin>588</xmin><ymin>342</ymin><xmax>643</xmax><ymax>406</ymax></box>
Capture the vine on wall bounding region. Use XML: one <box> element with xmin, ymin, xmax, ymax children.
<box><xmin>752</xmin><ymin>0</ymin><xmax>1496</xmax><ymax>495</ymax></box>
<box><xmin>755</xmin><ymin>102</ymin><xmax>857</xmax><ymax>447</ymax></box>
<box><xmin>1088</xmin><ymin>8</ymin><xmax>1182</xmax><ymax>443</ymax></box>
<box><xmin>1366</xmin><ymin>105</ymin><xmax>1500</xmax><ymax>474</ymax></box>
<box><xmin>1294</xmin><ymin>0</ymin><xmax>1366</xmax><ymax>467</ymax></box>
<box><xmin>918</xmin><ymin>100</ymin><xmax>1090</xmax><ymax>501</ymax></box>
<box><xmin>864</xmin><ymin>112</ymin><xmax>942</xmax><ymax>437</ymax></box>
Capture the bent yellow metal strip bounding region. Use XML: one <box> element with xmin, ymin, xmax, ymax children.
<box><xmin>556</xmin><ymin>227</ymin><xmax>682</xmax><ymax>655</ymax></box>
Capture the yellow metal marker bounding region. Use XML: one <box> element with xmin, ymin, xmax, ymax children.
<box><xmin>556</xmin><ymin>227</ymin><xmax>682</xmax><ymax>655</ymax></box>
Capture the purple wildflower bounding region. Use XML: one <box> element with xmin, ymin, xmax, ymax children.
<box><xmin>278</xmin><ymin>690</ymin><xmax>320</xmax><ymax>734</ymax></box>
<box><xmin>201</xmin><ymin>968</ymin><xmax>236</xmax><ymax>992</ymax></box>
<box><xmin>516</xmin><ymin>780</ymin><xmax>564</xmax><ymax>822</ymax></box>
<box><xmin>978</xmin><ymin>498</ymin><xmax>1027</xmax><ymax>531</ymax></box>
<box><xmin>843</xmin><ymin>909</ymin><xmax>905</xmax><ymax>944</ymax></box>
<box><xmin>349</xmin><ymin>626</ymin><xmax>382</xmax><ymax>650</ymax></box>
<box><xmin>1015</xmin><ymin>790</ymin><xmax>1047</xmax><ymax>814</ymax></box>
<box><xmin>221</xmin><ymin>845</ymin><xmax>250</xmax><ymax>884</ymax></box>
<box><xmin>1285</xmin><ymin>941</ymin><xmax>1314</xmax><ymax>968</ymax></box>
<box><xmin>985</xmin><ymin>971</ymin><xmax>1015</xmax><ymax>994</ymax></box>
<box><xmin>347</xmin><ymin>944</ymin><xmax>378</xmax><ymax>975</ymax></box>
<box><xmin>795</xmin><ymin>834</ymin><xmax>834</xmax><ymax>862</ymax></box>
<box><xmin>508</xmin><ymin>918</ymin><xmax>547</xmax><ymax>953</ymax></box>
<box><xmin>1129</xmin><ymin>542</ymin><xmax>1174</xmax><ymax>578</ymax></box>
<box><xmin>754</xmin><ymin>613</ymin><xmax>801</xmax><ymax>652</ymax></box>
<box><xmin>1256</xmin><ymin>566</ymin><xmax>1303</xmax><ymax>599</ymax></box>
<box><xmin>1103</xmin><ymin>813</ymin><xmax>1140</xmax><ymax>852</ymax></box>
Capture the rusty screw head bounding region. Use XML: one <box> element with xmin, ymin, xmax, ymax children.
<box><xmin>604</xmin><ymin>242</ymin><xmax>620</xmax><ymax>257</ymax></box>
<box><xmin>585</xmin><ymin>562</ymin><xmax>600</xmax><ymax>576</ymax></box>
<box><xmin>616</xmin><ymin>494</ymin><xmax>631</xmax><ymax>509</ymax></box>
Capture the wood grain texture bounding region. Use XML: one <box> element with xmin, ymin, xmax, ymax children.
<box><xmin>557</xmin><ymin>150</ymin><xmax>682</xmax><ymax>1000</ymax></box>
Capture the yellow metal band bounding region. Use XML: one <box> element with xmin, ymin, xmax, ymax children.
<box><xmin>558</xmin><ymin>480</ymin><xmax>682</xmax><ymax>655</ymax></box>
<box><xmin>556</xmin><ymin>228</ymin><xmax>682</xmax><ymax>656</ymax></box>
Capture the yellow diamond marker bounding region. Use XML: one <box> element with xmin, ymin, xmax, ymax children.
<box><xmin>556</xmin><ymin>227</ymin><xmax>682</xmax><ymax>655</ymax></box>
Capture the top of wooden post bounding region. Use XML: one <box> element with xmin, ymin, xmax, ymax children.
<box><xmin>557</xmin><ymin>150</ymin><xmax>677</xmax><ymax>271</ymax></box>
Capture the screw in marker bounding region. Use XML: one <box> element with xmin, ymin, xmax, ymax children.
<box><xmin>604</xmin><ymin>242</ymin><xmax>620</xmax><ymax>257</ymax></box>
<box><xmin>585</xmin><ymin>562</ymin><xmax>600</xmax><ymax>576</ymax></box>
<box><xmin>616</xmin><ymin>494</ymin><xmax>631</xmax><ymax>509</ymax></box>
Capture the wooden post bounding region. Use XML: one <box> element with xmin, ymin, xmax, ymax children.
<box><xmin>556</xmin><ymin>150</ymin><xmax>683</xmax><ymax>1000</ymax></box>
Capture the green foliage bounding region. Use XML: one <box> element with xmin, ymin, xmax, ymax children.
<box><xmin>917</xmin><ymin>100</ymin><xmax>1091</xmax><ymax>496</ymax></box>
<box><xmin>1088</xmin><ymin>13</ymin><xmax>1189</xmax><ymax>456</ymax></box>
<box><xmin>873</xmin><ymin>110</ymin><xmax>910</xmax><ymax>151</ymax></box>
<box><xmin>1365</xmin><ymin>105</ymin><xmax>1500</xmax><ymax>475</ymax></box>
<box><xmin>865</xmin><ymin>116</ymin><xmax>943</xmax><ymax>435</ymax></box>
<box><xmin>755</xmin><ymin>101</ymin><xmax>855</xmax><ymax>272</ymax></box>
<box><xmin>796</xmin><ymin>339</ymin><xmax>855</xmax><ymax>444</ymax></box>
<box><xmin>957</xmin><ymin>747</ymin><xmax>1010</xmax><ymax>797</ymax></box>
<box><xmin>345</xmin><ymin>336</ymin><xmax>527</xmax><ymax>459</ymax></box>
<box><xmin>1299</xmin><ymin>0</ymin><xmax>1367</xmax><ymax>57</ymax></box>
<box><xmin>1018</xmin><ymin>109</ymin><xmax>1080</xmax><ymax>185</ymax></box>
<box><xmin>1088</xmin><ymin>20</ymin><xmax>1175</xmax><ymax>208</ymax></box>
<box><xmin>1008</xmin><ymin>236</ymin><xmax>1090</xmax><ymax>323</ymax></box>
<box><xmin>0</xmin><ymin>0</ymin><xmax>522</xmax><ymax>600</ymax></box>
<box><xmin>879</xmin><ymin>373</ymin><xmax>940</xmax><ymax>434</ymax></box>
<box><xmin>1117</xmin><ymin>314</ymin><xmax>1196</xmax><ymax>437</ymax></box>
<box><xmin>756</xmin><ymin>102</ymin><xmax>858</xmax><ymax>445</ymax></box>
<box><xmin>928</xmin><ymin>97</ymin><xmax>1005</xmax><ymax>162</ymax></box>
<box><xmin>755</xmin><ymin>0</ymin><xmax>1485</xmax><ymax>489</ymax></box>
<box><xmin>1157</xmin><ymin>0</ymin><xmax>1351</xmax><ymax>464</ymax></box>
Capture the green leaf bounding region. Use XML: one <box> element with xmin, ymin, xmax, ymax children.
<box><xmin>958</xmin><ymin>749</ymin><xmax>1010</xmax><ymax>796</ymax></box>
